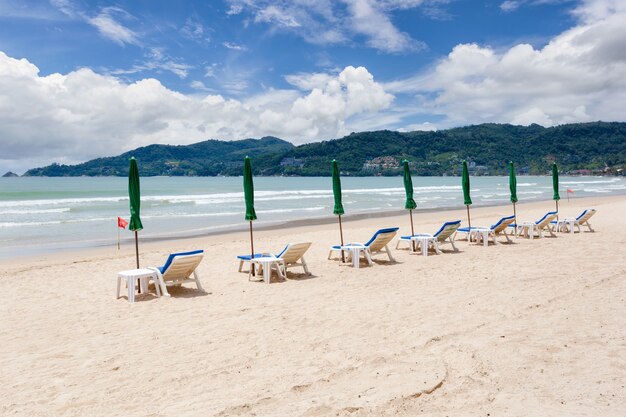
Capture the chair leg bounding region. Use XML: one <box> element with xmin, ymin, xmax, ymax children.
<box><xmin>193</xmin><ymin>271</ymin><xmax>205</xmax><ymax>292</ymax></box>
<box><xmin>238</xmin><ymin>260</ymin><xmax>244</xmax><ymax>272</ymax></box>
<box><xmin>152</xmin><ymin>275</ymin><xmax>161</xmax><ymax>297</ymax></box>
<box><xmin>302</xmin><ymin>257</ymin><xmax>311</xmax><ymax>275</ymax></box>
<box><xmin>327</xmin><ymin>250</ymin><xmax>333</xmax><ymax>260</ymax></box>
<box><xmin>385</xmin><ymin>245</ymin><xmax>395</xmax><ymax>262</ymax></box>
<box><xmin>364</xmin><ymin>249</ymin><xmax>373</xmax><ymax>266</ymax></box>
<box><xmin>116</xmin><ymin>276</ymin><xmax>121</xmax><ymax>299</ymax></box>
<box><xmin>448</xmin><ymin>237</ymin><xmax>458</xmax><ymax>252</ymax></box>
<box><xmin>433</xmin><ymin>240</ymin><xmax>442</xmax><ymax>254</ymax></box>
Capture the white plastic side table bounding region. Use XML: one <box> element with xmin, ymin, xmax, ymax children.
<box><xmin>249</xmin><ymin>256</ymin><xmax>284</xmax><ymax>284</ymax></box>
<box><xmin>470</xmin><ymin>228</ymin><xmax>492</xmax><ymax>247</ymax></box>
<box><xmin>117</xmin><ymin>268</ymin><xmax>161</xmax><ymax>303</ymax></box>
<box><xmin>518</xmin><ymin>222</ymin><xmax>536</xmax><ymax>239</ymax></box>
<box><xmin>555</xmin><ymin>219</ymin><xmax>575</xmax><ymax>234</ymax></box>
<box><xmin>339</xmin><ymin>244</ymin><xmax>372</xmax><ymax>268</ymax></box>
<box><xmin>410</xmin><ymin>236</ymin><xmax>439</xmax><ymax>256</ymax></box>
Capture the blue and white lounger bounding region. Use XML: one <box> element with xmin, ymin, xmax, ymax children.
<box><xmin>396</xmin><ymin>220</ymin><xmax>461</xmax><ymax>253</ymax></box>
<box><xmin>550</xmin><ymin>209</ymin><xmax>596</xmax><ymax>233</ymax></box>
<box><xmin>515</xmin><ymin>211</ymin><xmax>558</xmax><ymax>238</ymax></box>
<box><xmin>328</xmin><ymin>227</ymin><xmax>399</xmax><ymax>266</ymax></box>
<box><xmin>238</xmin><ymin>242</ymin><xmax>312</xmax><ymax>277</ymax></box>
<box><xmin>148</xmin><ymin>250</ymin><xmax>205</xmax><ymax>296</ymax></box>
<box><xmin>456</xmin><ymin>215</ymin><xmax>515</xmax><ymax>245</ymax></box>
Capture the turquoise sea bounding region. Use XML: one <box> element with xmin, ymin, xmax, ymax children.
<box><xmin>1</xmin><ymin>176</ymin><xmax>625</xmax><ymax>259</ymax></box>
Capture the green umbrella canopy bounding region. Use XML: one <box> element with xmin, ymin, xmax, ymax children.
<box><xmin>128</xmin><ymin>157</ymin><xmax>143</xmax><ymax>231</ymax></box>
<box><xmin>403</xmin><ymin>160</ymin><xmax>417</xmax><ymax>210</ymax></box>
<box><xmin>332</xmin><ymin>160</ymin><xmax>344</xmax><ymax>216</ymax></box>
<box><xmin>509</xmin><ymin>161</ymin><xmax>518</xmax><ymax>203</ymax></box>
<box><xmin>552</xmin><ymin>163</ymin><xmax>560</xmax><ymax>201</ymax></box>
<box><xmin>243</xmin><ymin>156</ymin><xmax>257</xmax><ymax>221</ymax></box>
<box><xmin>462</xmin><ymin>160</ymin><xmax>472</xmax><ymax>206</ymax></box>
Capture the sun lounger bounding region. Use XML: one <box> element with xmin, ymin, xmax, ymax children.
<box><xmin>396</xmin><ymin>220</ymin><xmax>461</xmax><ymax>254</ymax></box>
<box><xmin>148</xmin><ymin>250</ymin><xmax>205</xmax><ymax>296</ymax></box>
<box><xmin>328</xmin><ymin>227</ymin><xmax>399</xmax><ymax>267</ymax></box>
<box><xmin>516</xmin><ymin>211</ymin><xmax>557</xmax><ymax>238</ymax></box>
<box><xmin>455</xmin><ymin>215</ymin><xmax>515</xmax><ymax>246</ymax></box>
<box><xmin>550</xmin><ymin>209</ymin><xmax>596</xmax><ymax>233</ymax></box>
<box><xmin>237</xmin><ymin>242</ymin><xmax>312</xmax><ymax>278</ymax></box>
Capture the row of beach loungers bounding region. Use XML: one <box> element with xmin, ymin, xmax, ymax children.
<box><xmin>123</xmin><ymin>209</ymin><xmax>596</xmax><ymax>299</ymax></box>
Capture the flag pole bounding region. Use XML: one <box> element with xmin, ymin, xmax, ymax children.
<box><xmin>118</xmin><ymin>223</ymin><xmax>120</xmax><ymax>250</ymax></box>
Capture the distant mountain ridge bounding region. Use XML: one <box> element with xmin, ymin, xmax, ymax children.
<box><xmin>23</xmin><ymin>122</ymin><xmax>626</xmax><ymax>176</ymax></box>
<box><xmin>25</xmin><ymin>136</ymin><xmax>293</xmax><ymax>177</ymax></box>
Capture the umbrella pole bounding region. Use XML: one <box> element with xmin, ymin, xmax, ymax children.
<box><xmin>556</xmin><ymin>200</ymin><xmax>559</xmax><ymax>220</ymax></box>
<box><xmin>466</xmin><ymin>205</ymin><xmax>471</xmax><ymax>230</ymax></box>
<box><xmin>338</xmin><ymin>215</ymin><xmax>345</xmax><ymax>263</ymax></box>
<box><xmin>134</xmin><ymin>231</ymin><xmax>139</xmax><ymax>268</ymax></box>
<box><xmin>134</xmin><ymin>231</ymin><xmax>140</xmax><ymax>293</ymax></box>
<box><xmin>513</xmin><ymin>202</ymin><xmax>517</xmax><ymax>221</ymax></box>
<box><xmin>249</xmin><ymin>221</ymin><xmax>255</xmax><ymax>277</ymax></box>
<box><xmin>409</xmin><ymin>209</ymin><xmax>416</xmax><ymax>252</ymax></box>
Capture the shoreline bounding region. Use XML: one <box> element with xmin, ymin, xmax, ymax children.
<box><xmin>1</xmin><ymin>193</ymin><xmax>619</xmax><ymax>266</ymax></box>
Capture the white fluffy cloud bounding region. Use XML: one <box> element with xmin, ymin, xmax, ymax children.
<box><xmin>224</xmin><ymin>0</ymin><xmax>431</xmax><ymax>52</ymax></box>
<box><xmin>0</xmin><ymin>54</ymin><xmax>392</xmax><ymax>171</ymax></box>
<box><xmin>385</xmin><ymin>0</ymin><xmax>626</xmax><ymax>127</ymax></box>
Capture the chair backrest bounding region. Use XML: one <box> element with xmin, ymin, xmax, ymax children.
<box><xmin>535</xmin><ymin>212</ymin><xmax>558</xmax><ymax>228</ymax></box>
<box><xmin>277</xmin><ymin>242</ymin><xmax>312</xmax><ymax>264</ymax></box>
<box><xmin>576</xmin><ymin>209</ymin><xmax>596</xmax><ymax>223</ymax></box>
<box><xmin>491</xmin><ymin>215</ymin><xmax>516</xmax><ymax>233</ymax></box>
<box><xmin>365</xmin><ymin>227</ymin><xmax>399</xmax><ymax>251</ymax></box>
<box><xmin>160</xmin><ymin>250</ymin><xmax>204</xmax><ymax>282</ymax></box>
<box><xmin>433</xmin><ymin>220</ymin><xmax>461</xmax><ymax>241</ymax></box>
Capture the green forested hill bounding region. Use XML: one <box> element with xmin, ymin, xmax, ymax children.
<box><xmin>23</xmin><ymin>122</ymin><xmax>626</xmax><ymax>176</ymax></box>
<box><xmin>25</xmin><ymin>137</ymin><xmax>294</xmax><ymax>176</ymax></box>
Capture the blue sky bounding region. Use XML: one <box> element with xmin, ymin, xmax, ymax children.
<box><xmin>0</xmin><ymin>0</ymin><xmax>625</xmax><ymax>173</ymax></box>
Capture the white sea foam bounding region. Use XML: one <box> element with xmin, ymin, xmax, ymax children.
<box><xmin>0</xmin><ymin>207</ymin><xmax>71</xmax><ymax>215</ymax></box>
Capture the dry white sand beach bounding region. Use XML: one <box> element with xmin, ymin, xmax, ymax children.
<box><xmin>1</xmin><ymin>195</ymin><xmax>625</xmax><ymax>416</ymax></box>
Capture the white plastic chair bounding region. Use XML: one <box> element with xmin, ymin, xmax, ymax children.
<box><xmin>328</xmin><ymin>227</ymin><xmax>399</xmax><ymax>266</ymax></box>
<box><xmin>396</xmin><ymin>220</ymin><xmax>461</xmax><ymax>253</ymax></box>
<box><xmin>148</xmin><ymin>250</ymin><xmax>204</xmax><ymax>297</ymax></box>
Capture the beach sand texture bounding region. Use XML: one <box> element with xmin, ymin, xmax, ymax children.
<box><xmin>1</xmin><ymin>195</ymin><xmax>625</xmax><ymax>416</ymax></box>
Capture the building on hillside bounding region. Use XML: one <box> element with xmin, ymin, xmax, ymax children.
<box><xmin>279</xmin><ymin>157</ymin><xmax>305</xmax><ymax>168</ymax></box>
<box><xmin>363</xmin><ymin>156</ymin><xmax>399</xmax><ymax>171</ymax></box>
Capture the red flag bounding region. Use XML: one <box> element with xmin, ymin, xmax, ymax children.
<box><xmin>567</xmin><ymin>189</ymin><xmax>574</xmax><ymax>194</ymax></box>
<box><xmin>117</xmin><ymin>217</ymin><xmax>128</xmax><ymax>229</ymax></box>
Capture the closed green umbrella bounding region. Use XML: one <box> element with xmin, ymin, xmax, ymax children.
<box><xmin>332</xmin><ymin>160</ymin><xmax>345</xmax><ymax>262</ymax></box>
<box><xmin>509</xmin><ymin>161</ymin><xmax>518</xmax><ymax>221</ymax></box>
<box><xmin>402</xmin><ymin>160</ymin><xmax>417</xmax><ymax>250</ymax></box>
<box><xmin>462</xmin><ymin>160</ymin><xmax>472</xmax><ymax>229</ymax></box>
<box><xmin>128</xmin><ymin>157</ymin><xmax>143</xmax><ymax>271</ymax></box>
<box><xmin>243</xmin><ymin>156</ymin><xmax>257</xmax><ymax>275</ymax></box>
<box><xmin>552</xmin><ymin>162</ymin><xmax>560</xmax><ymax>216</ymax></box>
